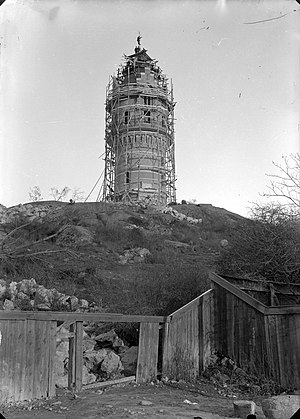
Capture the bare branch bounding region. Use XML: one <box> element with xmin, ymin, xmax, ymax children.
<box><xmin>4</xmin><ymin>225</ymin><xmax>70</xmax><ymax>256</ymax></box>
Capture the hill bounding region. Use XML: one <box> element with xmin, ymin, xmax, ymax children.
<box><xmin>0</xmin><ymin>201</ymin><xmax>248</xmax><ymax>316</ymax></box>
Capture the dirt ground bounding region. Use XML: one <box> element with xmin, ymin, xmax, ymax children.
<box><xmin>2</xmin><ymin>381</ymin><xmax>266</xmax><ymax>419</ymax></box>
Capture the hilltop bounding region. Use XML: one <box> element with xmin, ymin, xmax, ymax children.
<box><xmin>0</xmin><ymin>201</ymin><xmax>248</xmax><ymax>316</ymax></box>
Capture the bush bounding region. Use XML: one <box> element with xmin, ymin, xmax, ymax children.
<box><xmin>217</xmin><ymin>204</ymin><xmax>300</xmax><ymax>284</ymax></box>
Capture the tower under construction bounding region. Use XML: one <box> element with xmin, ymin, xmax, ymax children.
<box><xmin>101</xmin><ymin>37</ymin><xmax>176</xmax><ymax>205</ymax></box>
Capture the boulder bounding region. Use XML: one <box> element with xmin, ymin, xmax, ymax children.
<box><xmin>233</xmin><ymin>400</ymin><xmax>256</xmax><ymax>418</ymax></box>
<box><xmin>220</xmin><ymin>239</ymin><xmax>229</xmax><ymax>248</ymax></box>
<box><xmin>19</xmin><ymin>278</ymin><xmax>37</xmax><ymax>296</ymax></box>
<box><xmin>3</xmin><ymin>299</ymin><xmax>14</xmax><ymax>310</ymax></box>
<box><xmin>55</xmin><ymin>339</ymin><xmax>69</xmax><ymax>388</ymax></box>
<box><xmin>35</xmin><ymin>285</ymin><xmax>53</xmax><ymax>305</ymax></box>
<box><xmin>94</xmin><ymin>329</ymin><xmax>124</xmax><ymax>349</ymax></box>
<box><xmin>119</xmin><ymin>247</ymin><xmax>151</xmax><ymax>264</ymax></box>
<box><xmin>15</xmin><ymin>291</ymin><xmax>32</xmax><ymax>309</ymax></box>
<box><xmin>82</xmin><ymin>335</ymin><xmax>96</xmax><ymax>352</ymax></box>
<box><xmin>82</xmin><ymin>365</ymin><xmax>96</xmax><ymax>385</ymax></box>
<box><xmin>0</xmin><ymin>279</ymin><xmax>7</xmax><ymax>298</ymax></box>
<box><xmin>120</xmin><ymin>346</ymin><xmax>138</xmax><ymax>376</ymax></box>
<box><xmin>84</xmin><ymin>348</ymin><xmax>108</xmax><ymax>372</ymax></box>
<box><xmin>8</xmin><ymin>282</ymin><xmax>18</xmax><ymax>300</ymax></box>
<box><xmin>36</xmin><ymin>303</ymin><xmax>51</xmax><ymax>311</ymax></box>
<box><xmin>69</xmin><ymin>295</ymin><xmax>79</xmax><ymax>310</ymax></box>
<box><xmin>57</xmin><ymin>326</ymin><xmax>72</xmax><ymax>340</ymax></box>
<box><xmin>101</xmin><ymin>350</ymin><xmax>123</xmax><ymax>376</ymax></box>
<box><xmin>262</xmin><ymin>395</ymin><xmax>300</xmax><ymax>419</ymax></box>
<box><xmin>79</xmin><ymin>299</ymin><xmax>89</xmax><ymax>309</ymax></box>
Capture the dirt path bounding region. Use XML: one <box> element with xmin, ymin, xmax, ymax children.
<box><xmin>2</xmin><ymin>382</ymin><xmax>265</xmax><ymax>419</ymax></box>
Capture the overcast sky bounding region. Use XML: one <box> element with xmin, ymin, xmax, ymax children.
<box><xmin>1</xmin><ymin>0</ymin><xmax>299</xmax><ymax>216</ymax></box>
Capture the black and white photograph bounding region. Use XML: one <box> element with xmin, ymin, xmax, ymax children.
<box><xmin>0</xmin><ymin>0</ymin><xmax>300</xmax><ymax>418</ymax></box>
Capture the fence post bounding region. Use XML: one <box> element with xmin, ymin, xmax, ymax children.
<box><xmin>161</xmin><ymin>320</ymin><xmax>170</xmax><ymax>377</ymax></box>
<box><xmin>68</xmin><ymin>324</ymin><xmax>75</xmax><ymax>390</ymax></box>
<box><xmin>74</xmin><ymin>321</ymin><xmax>83</xmax><ymax>392</ymax></box>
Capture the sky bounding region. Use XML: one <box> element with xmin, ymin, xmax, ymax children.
<box><xmin>0</xmin><ymin>0</ymin><xmax>299</xmax><ymax>216</ymax></box>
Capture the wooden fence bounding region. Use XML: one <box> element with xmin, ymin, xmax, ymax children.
<box><xmin>0</xmin><ymin>311</ymin><xmax>166</xmax><ymax>403</ymax></box>
<box><xmin>210</xmin><ymin>273</ymin><xmax>300</xmax><ymax>389</ymax></box>
<box><xmin>162</xmin><ymin>289</ymin><xmax>213</xmax><ymax>380</ymax></box>
<box><xmin>1</xmin><ymin>275</ymin><xmax>299</xmax><ymax>403</ymax></box>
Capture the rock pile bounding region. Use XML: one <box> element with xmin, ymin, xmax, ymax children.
<box><xmin>56</xmin><ymin>325</ymin><xmax>138</xmax><ymax>388</ymax></box>
<box><xmin>161</xmin><ymin>206</ymin><xmax>202</xmax><ymax>225</ymax></box>
<box><xmin>0</xmin><ymin>278</ymin><xmax>138</xmax><ymax>388</ymax></box>
<box><xmin>119</xmin><ymin>247</ymin><xmax>151</xmax><ymax>264</ymax></box>
<box><xmin>0</xmin><ymin>278</ymin><xmax>91</xmax><ymax>311</ymax></box>
<box><xmin>0</xmin><ymin>202</ymin><xmax>65</xmax><ymax>225</ymax></box>
<box><xmin>204</xmin><ymin>353</ymin><xmax>283</xmax><ymax>397</ymax></box>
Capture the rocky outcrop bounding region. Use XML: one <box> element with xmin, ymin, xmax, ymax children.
<box><xmin>0</xmin><ymin>202</ymin><xmax>65</xmax><ymax>225</ymax></box>
<box><xmin>161</xmin><ymin>206</ymin><xmax>202</xmax><ymax>225</ymax></box>
<box><xmin>0</xmin><ymin>278</ymin><xmax>92</xmax><ymax>312</ymax></box>
<box><xmin>119</xmin><ymin>247</ymin><xmax>151</xmax><ymax>264</ymax></box>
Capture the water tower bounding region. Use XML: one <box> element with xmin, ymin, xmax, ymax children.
<box><xmin>101</xmin><ymin>36</ymin><xmax>176</xmax><ymax>205</ymax></box>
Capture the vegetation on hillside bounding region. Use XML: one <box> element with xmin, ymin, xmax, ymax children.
<box><xmin>217</xmin><ymin>203</ymin><xmax>300</xmax><ymax>285</ymax></box>
<box><xmin>2</xmin><ymin>202</ymin><xmax>241</xmax><ymax>315</ymax></box>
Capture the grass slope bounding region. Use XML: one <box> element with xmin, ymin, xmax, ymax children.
<box><xmin>0</xmin><ymin>202</ymin><xmax>248</xmax><ymax>316</ymax></box>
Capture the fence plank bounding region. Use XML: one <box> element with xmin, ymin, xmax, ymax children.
<box><xmin>39</xmin><ymin>321</ymin><xmax>51</xmax><ymax>399</ymax></box>
<box><xmin>0</xmin><ymin>320</ymin><xmax>8</xmax><ymax>402</ymax></box>
<box><xmin>162</xmin><ymin>321</ymin><xmax>170</xmax><ymax>375</ymax></box>
<box><xmin>202</xmin><ymin>289</ymin><xmax>213</xmax><ymax>369</ymax></box>
<box><xmin>48</xmin><ymin>321</ymin><xmax>57</xmax><ymax>398</ymax></box>
<box><xmin>136</xmin><ymin>322</ymin><xmax>159</xmax><ymax>383</ymax></box>
<box><xmin>68</xmin><ymin>323</ymin><xmax>75</xmax><ymax>390</ymax></box>
<box><xmin>34</xmin><ymin>321</ymin><xmax>43</xmax><ymax>399</ymax></box>
<box><xmin>74</xmin><ymin>321</ymin><xmax>83</xmax><ymax>392</ymax></box>
<box><xmin>18</xmin><ymin>320</ymin><xmax>27</xmax><ymax>402</ymax></box>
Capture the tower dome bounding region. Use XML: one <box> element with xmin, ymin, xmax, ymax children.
<box><xmin>102</xmin><ymin>38</ymin><xmax>176</xmax><ymax>205</ymax></box>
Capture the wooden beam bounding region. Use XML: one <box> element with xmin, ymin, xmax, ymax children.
<box><xmin>210</xmin><ymin>273</ymin><xmax>300</xmax><ymax>315</ymax></box>
<box><xmin>266</xmin><ymin>306</ymin><xmax>300</xmax><ymax>315</ymax></box>
<box><xmin>0</xmin><ymin>311</ymin><xmax>168</xmax><ymax>323</ymax></box>
<box><xmin>170</xmin><ymin>290</ymin><xmax>212</xmax><ymax>320</ymax></box>
<box><xmin>210</xmin><ymin>273</ymin><xmax>267</xmax><ymax>314</ymax></box>
<box><xmin>83</xmin><ymin>375</ymin><xmax>135</xmax><ymax>390</ymax></box>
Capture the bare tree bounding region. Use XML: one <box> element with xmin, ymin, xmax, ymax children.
<box><xmin>217</xmin><ymin>203</ymin><xmax>300</xmax><ymax>285</ymax></box>
<box><xmin>71</xmin><ymin>188</ymin><xmax>85</xmax><ymax>202</ymax></box>
<box><xmin>50</xmin><ymin>186</ymin><xmax>71</xmax><ymax>201</ymax></box>
<box><xmin>29</xmin><ymin>185</ymin><xmax>85</xmax><ymax>202</ymax></box>
<box><xmin>263</xmin><ymin>154</ymin><xmax>300</xmax><ymax>209</ymax></box>
<box><xmin>28</xmin><ymin>186</ymin><xmax>43</xmax><ymax>202</ymax></box>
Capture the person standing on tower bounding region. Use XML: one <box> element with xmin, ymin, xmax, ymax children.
<box><xmin>135</xmin><ymin>34</ymin><xmax>142</xmax><ymax>53</ymax></box>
